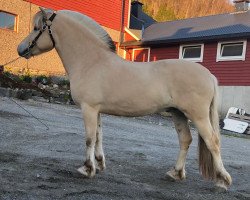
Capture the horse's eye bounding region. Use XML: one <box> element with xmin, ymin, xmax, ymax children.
<box><xmin>34</xmin><ymin>27</ymin><xmax>39</xmax><ymax>31</ymax></box>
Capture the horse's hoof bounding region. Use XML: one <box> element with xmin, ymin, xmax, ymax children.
<box><xmin>77</xmin><ymin>166</ymin><xmax>90</xmax><ymax>177</ymax></box>
<box><xmin>165</xmin><ymin>171</ymin><xmax>178</xmax><ymax>182</ymax></box>
<box><xmin>224</xmin><ymin>172</ymin><xmax>232</xmax><ymax>186</ymax></box>
<box><xmin>165</xmin><ymin>168</ymin><xmax>186</xmax><ymax>181</ymax></box>
<box><xmin>95</xmin><ymin>155</ymin><xmax>106</xmax><ymax>171</ymax></box>
<box><xmin>96</xmin><ymin>163</ymin><xmax>106</xmax><ymax>173</ymax></box>
<box><xmin>77</xmin><ymin>164</ymin><xmax>95</xmax><ymax>178</ymax></box>
<box><xmin>214</xmin><ymin>170</ymin><xmax>232</xmax><ymax>192</ymax></box>
<box><xmin>215</xmin><ymin>182</ymin><xmax>228</xmax><ymax>192</ymax></box>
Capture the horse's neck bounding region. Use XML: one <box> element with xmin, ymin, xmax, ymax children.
<box><xmin>54</xmin><ymin>14</ymin><xmax>109</xmax><ymax>78</ymax></box>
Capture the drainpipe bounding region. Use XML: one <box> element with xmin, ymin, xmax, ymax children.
<box><xmin>136</xmin><ymin>17</ymin><xmax>145</xmax><ymax>38</ymax></box>
<box><xmin>119</xmin><ymin>0</ymin><xmax>126</xmax><ymax>44</ymax></box>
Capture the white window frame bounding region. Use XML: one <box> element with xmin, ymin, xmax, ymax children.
<box><xmin>216</xmin><ymin>40</ymin><xmax>247</xmax><ymax>62</ymax></box>
<box><xmin>132</xmin><ymin>47</ymin><xmax>151</xmax><ymax>62</ymax></box>
<box><xmin>179</xmin><ymin>44</ymin><xmax>204</xmax><ymax>62</ymax></box>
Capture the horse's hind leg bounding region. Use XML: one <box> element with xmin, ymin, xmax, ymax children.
<box><xmin>77</xmin><ymin>104</ymin><xmax>98</xmax><ymax>177</ymax></box>
<box><xmin>166</xmin><ymin>110</ymin><xmax>192</xmax><ymax>181</ymax></box>
<box><xmin>95</xmin><ymin>113</ymin><xmax>106</xmax><ymax>171</ymax></box>
<box><xmin>193</xmin><ymin>116</ymin><xmax>232</xmax><ymax>189</ymax></box>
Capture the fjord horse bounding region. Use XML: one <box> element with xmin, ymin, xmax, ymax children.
<box><xmin>17</xmin><ymin>8</ymin><xmax>232</xmax><ymax>190</ymax></box>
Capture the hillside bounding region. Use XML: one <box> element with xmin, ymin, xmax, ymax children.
<box><xmin>140</xmin><ymin>0</ymin><xmax>234</xmax><ymax>22</ymax></box>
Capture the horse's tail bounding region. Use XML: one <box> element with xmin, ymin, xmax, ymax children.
<box><xmin>198</xmin><ymin>75</ymin><xmax>220</xmax><ymax>180</ymax></box>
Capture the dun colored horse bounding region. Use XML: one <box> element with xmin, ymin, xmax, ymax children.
<box><xmin>17</xmin><ymin>8</ymin><xmax>232</xmax><ymax>190</ymax></box>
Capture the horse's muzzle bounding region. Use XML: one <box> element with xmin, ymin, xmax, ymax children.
<box><xmin>17</xmin><ymin>44</ymin><xmax>31</xmax><ymax>59</ymax></box>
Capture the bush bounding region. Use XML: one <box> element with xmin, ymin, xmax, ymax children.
<box><xmin>58</xmin><ymin>79</ymin><xmax>70</xmax><ymax>87</ymax></box>
<box><xmin>3</xmin><ymin>71</ymin><xmax>21</xmax><ymax>82</ymax></box>
<box><xmin>35</xmin><ymin>75</ymin><xmax>51</xmax><ymax>85</ymax></box>
<box><xmin>3</xmin><ymin>71</ymin><xmax>11</xmax><ymax>77</ymax></box>
<box><xmin>20</xmin><ymin>74</ymin><xmax>32</xmax><ymax>83</ymax></box>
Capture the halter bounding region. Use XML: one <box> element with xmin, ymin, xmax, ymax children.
<box><xmin>28</xmin><ymin>12</ymin><xmax>57</xmax><ymax>51</ymax></box>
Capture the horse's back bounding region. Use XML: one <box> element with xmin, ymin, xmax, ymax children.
<box><xmin>133</xmin><ymin>59</ymin><xmax>215</xmax><ymax>97</ymax></box>
<box><xmin>97</xmin><ymin>58</ymin><xmax>215</xmax><ymax>116</ymax></box>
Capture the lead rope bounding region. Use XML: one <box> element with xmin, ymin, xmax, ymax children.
<box><xmin>7</xmin><ymin>98</ymin><xmax>50</xmax><ymax>130</ymax></box>
<box><xmin>1</xmin><ymin>56</ymin><xmax>22</xmax><ymax>66</ymax></box>
<box><xmin>1</xmin><ymin>55</ymin><xmax>50</xmax><ymax>131</ymax></box>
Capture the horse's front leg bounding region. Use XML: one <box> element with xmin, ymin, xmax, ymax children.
<box><xmin>95</xmin><ymin>113</ymin><xmax>106</xmax><ymax>171</ymax></box>
<box><xmin>78</xmin><ymin>104</ymin><xmax>98</xmax><ymax>178</ymax></box>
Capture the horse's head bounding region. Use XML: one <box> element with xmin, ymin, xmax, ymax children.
<box><xmin>17</xmin><ymin>7</ymin><xmax>56</xmax><ymax>59</ymax></box>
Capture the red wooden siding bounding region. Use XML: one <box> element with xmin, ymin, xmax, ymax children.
<box><xmin>201</xmin><ymin>42</ymin><xmax>250</xmax><ymax>86</ymax></box>
<box><xmin>126</xmin><ymin>40</ymin><xmax>250</xmax><ymax>86</ymax></box>
<box><xmin>124</xmin><ymin>32</ymin><xmax>136</xmax><ymax>42</ymax></box>
<box><xmin>133</xmin><ymin>48</ymin><xmax>150</xmax><ymax>62</ymax></box>
<box><xmin>125</xmin><ymin>49</ymin><xmax>133</xmax><ymax>60</ymax></box>
<box><xmin>150</xmin><ymin>47</ymin><xmax>179</xmax><ymax>61</ymax></box>
<box><xmin>25</xmin><ymin>0</ymin><xmax>130</xmax><ymax>31</ymax></box>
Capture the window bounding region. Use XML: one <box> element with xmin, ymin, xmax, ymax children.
<box><xmin>179</xmin><ymin>44</ymin><xmax>204</xmax><ymax>62</ymax></box>
<box><xmin>0</xmin><ymin>11</ymin><xmax>17</xmax><ymax>31</ymax></box>
<box><xmin>216</xmin><ymin>41</ymin><xmax>247</xmax><ymax>61</ymax></box>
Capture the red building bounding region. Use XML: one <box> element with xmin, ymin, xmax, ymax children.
<box><xmin>0</xmin><ymin>0</ymin><xmax>155</xmax><ymax>74</ymax></box>
<box><xmin>122</xmin><ymin>8</ymin><xmax>250</xmax><ymax>86</ymax></box>
<box><xmin>122</xmin><ymin>1</ymin><xmax>250</xmax><ymax>114</ymax></box>
<box><xmin>25</xmin><ymin>0</ymin><xmax>131</xmax><ymax>45</ymax></box>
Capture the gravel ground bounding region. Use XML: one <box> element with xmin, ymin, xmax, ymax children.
<box><xmin>0</xmin><ymin>96</ymin><xmax>249</xmax><ymax>200</ymax></box>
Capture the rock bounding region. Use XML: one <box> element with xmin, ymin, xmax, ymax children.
<box><xmin>32</xmin><ymin>90</ymin><xmax>43</xmax><ymax>97</ymax></box>
<box><xmin>50</xmin><ymin>76</ymin><xmax>67</xmax><ymax>84</ymax></box>
<box><xmin>0</xmin><ymin>87</ymin><xmax>9</xmax><ymax>97</ymax></box>
<box><xmin>53</xmin><ymin>84</ymin><xmax>59</xmax><ymax>89</ymax></box>
<box><xmin>38</xmin><ymin>83</ymin><xmax>46</xmax><ymax>89</ymax></box>
<box><xmin>17</xmin><ymin>89</ymin><xmax>33</xmax><ymax>100</ymax></box>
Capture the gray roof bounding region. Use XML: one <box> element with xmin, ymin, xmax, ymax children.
<box><xmin>122</xmin><ymin>11</ymin><xmax>250</xmax><ymax>47</ymax></box>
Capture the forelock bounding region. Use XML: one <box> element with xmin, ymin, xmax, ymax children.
<box><xmin>33</xmin><ymin>9</ymin><xmax>54</xmax><ymax>27</ymax></box>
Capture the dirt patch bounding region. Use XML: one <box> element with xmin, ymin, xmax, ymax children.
<box><xmin>0</xmin><ymin>152</ymin><xmax>20</xmax><ymax>163</ymax></box>
<box><xmin>0</xmin><ymin>97</ymin><xmax>249</xmax><ymax>199</ymax></box>
<box><xmin>0</xmin><ymin>110</ymin><xmax>23</xmax><ymax>119</ymax></box>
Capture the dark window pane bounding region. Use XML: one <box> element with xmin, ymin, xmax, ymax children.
<box><xmin>183</xmin><ymin>46</ymin><xmax>201</xmax><ymax>58</ymax></box>
<box><xmin>0</xmin><ymin>11</ymin><xmax>16</xmax><ymax>31</ymax></box>
<box><xmin>221</xmin><ymin>43</ymin><xmax>243</xmax><ymax>57</ymax></box>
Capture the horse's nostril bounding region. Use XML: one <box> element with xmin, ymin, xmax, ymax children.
<box><xmin>18</xmin><ymin>49</ymin><xmax>23</xmax><ymax>56</ymax></box>
<box><xmin>17</xmin><ymin>44</ymin><xmax>29</xmax><ymax>57</ymax></box>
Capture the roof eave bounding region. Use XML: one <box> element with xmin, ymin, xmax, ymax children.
<box><xmin>121</xmin><ymin>33</ymin><xmax>250</xmax><ymax>48</ymax></box>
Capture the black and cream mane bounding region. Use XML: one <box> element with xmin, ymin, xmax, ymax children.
<box><xmin>60</xmin><ymin>10</ymin><xmax>116</xmax><ymax>52</ymax></box>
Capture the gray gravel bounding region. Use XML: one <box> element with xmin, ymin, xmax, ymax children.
<box><xmin>0</xmin><ymin>96</ymin><xmax>249</xmax><ymax>200</ymax></box>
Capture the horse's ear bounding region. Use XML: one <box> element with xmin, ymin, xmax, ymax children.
<box><xmin>39</xmin><ymin>7</ymin><xmax>47</xmax><ymax>20</ymax></box>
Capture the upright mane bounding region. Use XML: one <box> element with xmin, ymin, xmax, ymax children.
<box><xmin>59</xmin><ymin>10</ymin><xmax>116</xmax><ymax>52</ymax></box>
